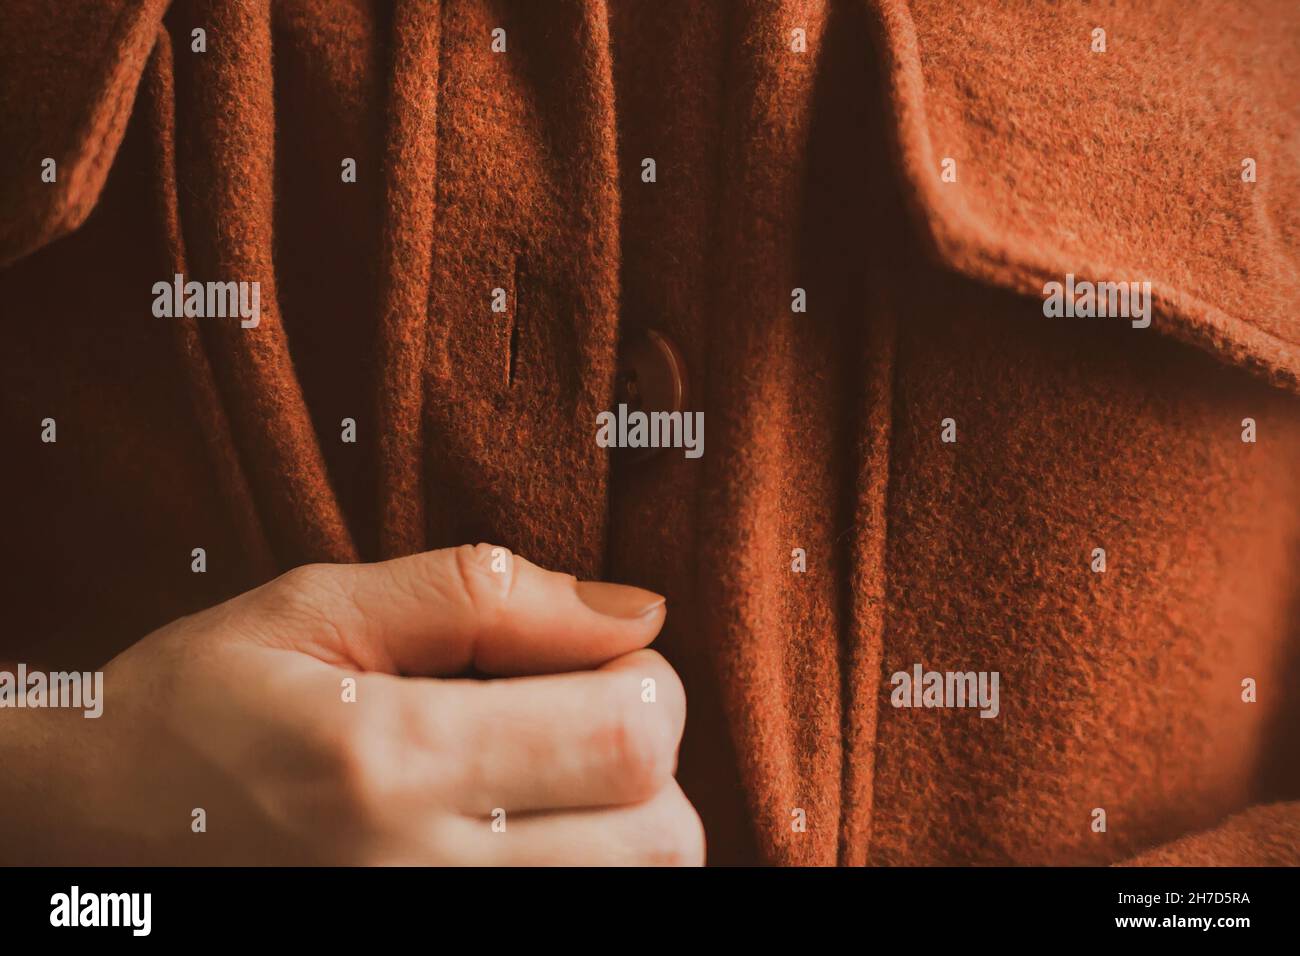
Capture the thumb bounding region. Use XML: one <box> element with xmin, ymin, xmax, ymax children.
<box><xmin>248</xmin><ymin>544</ymin><xmax>667</xmax><ymax>677</ymax></box>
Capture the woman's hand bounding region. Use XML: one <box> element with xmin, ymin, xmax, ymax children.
<box><xmin>0</xmin><ymin>544</ymin><xmax>703</xmax><ymax>865</ymax></box>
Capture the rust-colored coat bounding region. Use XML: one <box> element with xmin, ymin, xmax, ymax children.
<box><xmin>3</xmin><ymin>0</ymin><xmax>1299</xmax><ymax>866</ymax></box>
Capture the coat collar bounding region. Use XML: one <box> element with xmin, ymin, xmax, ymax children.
<box><xmin>0</xmin><ymin>0</ymin><xmax>171</xmax><ymax>268</ymax></box>
<box><xmin>871</xmin><ymin>0</ymin><xmax>1300</xmax><ymax>394</ymax></box>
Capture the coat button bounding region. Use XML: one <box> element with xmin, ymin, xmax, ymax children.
<box><xmin>614</xmin><ymin>328</ymin><xmax>688</xmax><ymax>462</ymax></box>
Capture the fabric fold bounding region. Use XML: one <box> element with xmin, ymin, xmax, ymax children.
<box><xmin>167</xmin><ymin>0</ymin><xmax>356</xmax><ymax>566</ymax></box>
<box><xmin>375</xmin><ymin>0</ymin><xmax>442</xmax><ymax>559</ymax></box>
<box><xmin>142</xmin><ymin>26</ymin><xmax>278</xmax><ymax>585</ymax></box>
<box><xmin>700</xmin><ymin>0</ymin><xmax>846</xmax><ymax>867</ymax></box>
<box><xmin>839</xmin><ymin>304</ymin><xmax>897</xmax><ymax>866</ymax></box>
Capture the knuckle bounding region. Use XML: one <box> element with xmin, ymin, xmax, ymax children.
<box><xmin>325</xmin><ymin>717</ymin><xmax>397</xmax><ymax>829</ymax></box>
<box><xmin>315</xmin><ymin>692</ymin><xmax>463</xmax><ymax>864</ymax></box>
<box><xmin>431</xmin><ymin>685</ymin><xmax>506</xmax><ymax>805</ymax></box>
<box><xmin>439</xmin><ymin>733</ymin><xmax>482</xmax><ymax>804</ymax></box>
<box><xmin>618</xmin><ymin>650</ymin><xmax>686</xmax><ymax>726</ymax></box>
<box><xmin>449</xmin><ymin>543</ymin><xmax>513</xmax><ymax>623</ymax></box>
<box><xmin>641</xmin><ymin>792</ymin><xmax>707</xmax><ymax>867</ymax></box>
<box><xmin>644</xmin><ymin>655</ymin><xmax>686</xmax><ymax>712</ymax></box>
<box><xmin>393</xmin><ymin>684</ymin><xmax>463</xmax><ymax>793</ymax></box>
<box><xmin>597</xmin><ymin>690</ymin><xmax>675</xmax><ymax>800</ymax></box>
<box><xmin>331</xmin><ymin>738</ymin><xmax>380</xmax><ymax>819</ymax></box>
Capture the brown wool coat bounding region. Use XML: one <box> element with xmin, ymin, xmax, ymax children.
<box><xmin>2</xmin><ymin>0</ymin><xmax>1299</xmax><ymax>866</ymax></box>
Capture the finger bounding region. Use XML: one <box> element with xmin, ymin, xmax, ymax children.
<box><xmin>424</xmin><ymin>649</ymin><xmax>686</xmax><ymax>814</ymax></box>
<box><xmin>451</xmin><ymin>779</ymin><xmax>706</xmax><ymax>866</ymax></box>
<box><xmin>246</xmin><ymin>544</ymin><xmax>666</xmax><ymax>676</ymax></box>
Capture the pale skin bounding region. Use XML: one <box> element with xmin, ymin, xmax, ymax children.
<box><xmin>0</xmin><ymin>544</ymin><xmax>705</xmax><ymax>865</ymax></box>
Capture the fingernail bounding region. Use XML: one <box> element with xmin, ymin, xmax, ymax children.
<box><xmin>575</xmin><ymin>581</ymin><xmax>666</xmax><ymax>619</ymax></box>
